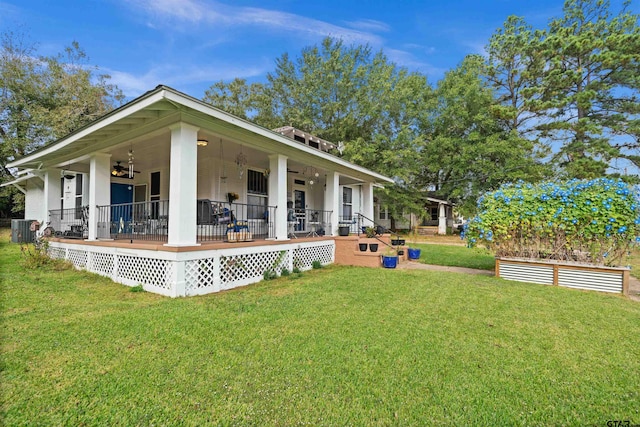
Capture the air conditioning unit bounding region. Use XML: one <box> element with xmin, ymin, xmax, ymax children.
<box><xmin>11</xmin><ymin>219</ymin><xmax>36</xmax><ymax>243</ymax></box>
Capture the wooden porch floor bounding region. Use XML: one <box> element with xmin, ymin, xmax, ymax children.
<box><xmin>48</xmin><ymin>234</ymin><xmax>334</xmax><ymax>253</ymax></box>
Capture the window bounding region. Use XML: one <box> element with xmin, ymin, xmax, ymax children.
<box><xmin>74</xmin><ymin>174</ymin><xmax>83</xmax><ymax>219</ymax></box>
<box><xmin>247</xmin><ymin>169</ymin><xmax>268</xmax><ymax>219</ymax></box>
<box><xmin>342</xmin><ymin>187</ymin><xmax>353</xmax><ymax>219</ymax></box>
<box><xmin>430</xmin><ymin>207</ymin><xmax>438</xmax><ymax>221</ymax></box>
<box><xmin>294</xmin><ymin>134</ymin><xmax>305</xmax><ymax>144</ymax></box>
<box><xmin>379</xmin><ymin>206</ymin><xmax>389</xmax><ymax>220</ymax></box>
<box><xmin>150</xmin><ymin>171</ymin><xmax>161</xmax><ymax>219</ymax></box>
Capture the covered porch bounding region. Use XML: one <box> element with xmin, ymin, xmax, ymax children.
<box><xmin>6</xmin><ymin>86</ymin><xmax>393</xmax><ymax>296</ymax></box>
<box><xmin>10</xmin><ymin>86</ymin><xmax>388</xmax><ymax>247</ymax></box>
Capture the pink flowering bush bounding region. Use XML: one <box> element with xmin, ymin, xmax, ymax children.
<box><xmin>463</xmin><ymin>178</ymin><xmax>640</xmax><ymax>266</ymax></box>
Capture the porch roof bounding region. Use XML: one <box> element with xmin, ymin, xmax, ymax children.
<box><xmin>7</xmin><ymin>85</ymin><xmax>393</xmax><ymax>185</ymax></box>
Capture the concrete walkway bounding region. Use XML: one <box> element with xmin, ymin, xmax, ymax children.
<box><xmin>398</xmin><ymin>260</ymin><xmax>493</xmax><ymax>276</ymax></box>
<box><xmin>398</xmin><ymin>260</ymin><xmax>640</xmax><ymax>301</ymax></box>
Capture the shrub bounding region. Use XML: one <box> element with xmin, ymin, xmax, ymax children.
<box><xmin>263</xmin><ymin>269</ymin><xmax>277</xmax><ymax>281</ymax></box>
<box><xmin>464</xmin><ymin>178</ymin><xmax>640</xmax><ymax>266</ymax></box>
<box><xmin>280</xmin><ymin>268</ymin><xmax>290</xmax><ymax>277</ymax></box>
<box><xmin>130</xmin><ymin>284</ymin><xmax>145</xmax><ymax>293</ymax></box>
<box><xmin>312</xmin><ymin>260</ymin><xmax>323</xmax><ymax>269</ymax></box>
<box><xmin>20</xmin><ymin>239</ymin><xmax>72</xmax><ymax>270</ymax></box>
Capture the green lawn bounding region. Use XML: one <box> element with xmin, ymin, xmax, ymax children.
<box><xmin>2</xmin><ymin>234</ymin><xmax>640</xmax><ymax>425</ymax></box>
<box><xmin>411</xmin><ymin>243</ymin><xmax>496</xmax><ymax>270</ymax></box>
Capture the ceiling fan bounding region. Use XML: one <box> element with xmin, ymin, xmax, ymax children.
<box><xmin>111</xmin><ymin>161</ymin><xmax>140</xmax><ymax>178</ymax></box>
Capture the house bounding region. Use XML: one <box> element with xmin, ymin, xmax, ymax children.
<box><xmin>4</xmin><ymin>85</ymin><xmax>393</xmax><ymax>296</ymax></box>
<box><xmin>375</xmin><ymin>196</ymin><xmax>454</xmax><ymax>235</ymax></box>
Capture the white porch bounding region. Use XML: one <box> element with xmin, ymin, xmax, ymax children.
<box><xmin>6</xmin><ymin>86</ymin><xmax>393</xmax><ymax>297</ymax></box>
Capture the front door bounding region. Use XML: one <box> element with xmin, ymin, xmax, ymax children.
<box><xmin>294</xmin><ymin>189</ymin><xmax>306</xmax><ymax>231</ymax></box>
<box><xmin>111</xmin><ymin>183</ymin><xmax>133</xmax><ymax>221</ymax></box>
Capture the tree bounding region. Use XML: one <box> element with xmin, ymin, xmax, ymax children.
<box><xmin>0</xmin><ymin>31</ymin><xmax>123</xmax><ymax>216</ymax></box>
<box><xmin>485</xmin><ymin>16</ymin><xmax>546</xmax><ymax>137</ymax></box>
<box><xmin>202</xmin><ymin>37</ymin><xmax>436</xmax><ymax>221</ymax></box>
<box><xmin>202</xmin><ymin>78</ymin><xmax>264</xmax><ymax>120</ymax></box>
<box><xmin>419</xmin><ymin>55</ymin><xmax>549</xmax><ymax>214</ymax></box>
<box><xmin>260</xmin><ymin>38</ymin><xmax>436</xmax><ymax>223</ymax></box>
<box><xmin>488</xmin><ymin>0</ymin><xmax>640</xmax><ymax>180</ymax></box>
<box><xmin>536</xmin><ymin>0</ymin><xmax>640</xmax><ymax>178</ymax></box>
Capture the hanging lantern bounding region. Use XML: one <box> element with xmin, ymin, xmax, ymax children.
<box><xmin>235</xmin><ymin>147</ymin><xmax>247</xmax><ymax>179</ymax></box>
<box><xmin>128</xmin><ymin>149</ymin><xmax>134</xmax><ymax>178</ymax></box>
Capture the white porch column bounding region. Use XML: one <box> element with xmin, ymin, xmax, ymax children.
<box><xmin>268</xmin><ymin>154</ymin><xmax>288</xmax><ymax>240</ymax></box>
<box><xmin>361</xmin><ymin>182</ymin><xmax>374</xmax><ymax>228</ymax></box>
<box><xmin>88</xmin><ymin>153</ymin><xmax>111</xmax><ymax>240</ymax></box>
<box><xmin>324</xmin><ymin>171</ymin><xmax>339</xmax><ymax>236</ymax></box>
<box><xmin>43</xmin><ymin>169</ymin><xmax>61</xmax><ymax>222</ymax></box>
<box><xmin>166</xmin><ymin>123</ymin><xmax>199</xmax><ymax>247</ymax></box>
<box><xmin>438</xmin><ymin>203</ymin><xmax>446</xmax><ymax>235</ymax></box>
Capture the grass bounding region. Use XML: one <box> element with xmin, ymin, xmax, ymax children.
<box><xmin>2</xmin><ymin>230</ymin><xmax>640</xmax><ymax>425</ymax></box>
<box><xmin>410</xmin><ymin>242</ymin><xmax>496</xmax><ymax>270</ymax></box>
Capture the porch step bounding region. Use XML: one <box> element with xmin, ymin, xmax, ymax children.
<box><xmin>334</xmin><ymin>235</ymin><xmax>408</xmax><ymax>268</ymax></box>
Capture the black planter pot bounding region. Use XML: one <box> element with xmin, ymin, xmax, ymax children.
<box><xmin>338</xmin><ymin>226</ymin><xmax>350</xmax><ymax>236</ymax></box>
<box><xmin>369</xmin><ymin>243</ymin><xmax>379</xmax><ymax>252</ymax></box>
<box><xmin>391</xmin><ymin>239</ymin><xmax>406</xmax><ymax>246</ymax></box>
<box><xmin>359</xmin><ymin>243</ymin><xmax>368</xmax><ymax>251</ymax></box>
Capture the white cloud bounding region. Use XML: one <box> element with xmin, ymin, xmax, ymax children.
<box><xmin>344</xmin><ymin>19</ymin><xmax>390</xmax><ymax>33</ymax></box>
<box><xmin>402</xmin><ymin>43</ymin><xmax>437</xmax><ymax>55</ymax></box>
<box><xmin>123</xmin><ymin>0</ymin><xmax>383</xmax><ymax>45</ymax></box>
<box><xmin>105</xmin><ymin>61</ymin><xmax>269</xmax><ymax>97</ymax></box>
<box><xmin>0</xmin><ymin>1</ymin><xmax>22</xmax><ymax>25</ymax></box>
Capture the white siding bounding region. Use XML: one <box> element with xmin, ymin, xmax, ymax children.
<box><xmin>24</xmin><ymin>179</ymin><xmax>44</xmax><ymax>220</ymax></box>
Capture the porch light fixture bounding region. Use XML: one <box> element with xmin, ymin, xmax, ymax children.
<box><xmin>304</xmin><ymin>166</ymin><xmax>320</xmax><ymax>186</ymax></box>
<box><xmin>197</xmin><ymin>138</ymin><xmax>208</xmax><ymax>147</ymax></box>
<box><xmin>61</xmin><ymin>170</ymin><xmax>76</xmax><ymax>180</ymax></box>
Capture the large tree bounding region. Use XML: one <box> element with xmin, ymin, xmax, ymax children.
<box><xmin>203</xmin><ymin>38</ymin><xmax>434</xmax><ymax>176</ymax></box>
<box><xmin>485</xmin><ymin>16</ymin><xmax>545</xmax><ymax>138</ymax></box>
<box><xmin>419</xmin><ymin>55</ymin><xmax>549</xmax><ymax>214</ymax></box>
<box><xmin>0</xmin><ymin>31</ymin><xmax>124</xmax><ymax>215</ymax></box>
<box><xmin>539</xmin><ymin>0</ymin><xmax>640</xmax><ymax>178</ymax></box>
<box><xmin>487</xmin><ymin>0</ymin><xmax>640</xmax><ymax>179</ymax></box>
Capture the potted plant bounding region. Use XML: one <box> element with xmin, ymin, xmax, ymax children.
<box><xmin>338</xmin><ymin>222</ymin><xmax>351</xmax><ymax>236</ymax></box>
<box><xmin>381</xmin><ymin>249</ymin><xmax>398</xmax><ymax>268</ymax></box>
<box><xmin>391</xmin><ymin>236</ymin><xmax>406</xmax><ymax>246</ymax></box>
<box><xmin>365</xmin><ymin>226</ymin><xmax>376</xmax><ymax>238</ymax></box>
<box><xmin>227</xmin><ymin>192</ymin><xmax>239</xmax><ymax>204</ymax></box>
<box><xmin>407</xmin><ymin>227</ymin><xmax>421</xmax><ymax>260</ymax></box>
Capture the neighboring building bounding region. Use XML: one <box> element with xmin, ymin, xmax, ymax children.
<box><xmin>4</xmin><ymin>85</ymin><xmax>393</xmax><ymax>296</ymax></box>
<box><xmin>375</xmin><ymin>195</ymin><xmax>454</xmax><ymax>235</ymax></box>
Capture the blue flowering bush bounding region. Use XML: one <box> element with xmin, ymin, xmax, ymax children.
<box><xmin>463</xmin><ymin>178</ymin><xmax>640</xmax><ymax>266</ymax></box>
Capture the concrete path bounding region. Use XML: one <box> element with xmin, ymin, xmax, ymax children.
<box><xmin>398</xmin><ymin>260</ymin><xmax>640</xmax><ymax>301</ymax></box>
<box><xmin>398</xmin><ymin>260</ymin><xmax>493</xmax><ymax>276</ymax></box>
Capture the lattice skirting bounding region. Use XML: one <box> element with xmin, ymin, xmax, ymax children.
<box><xmin>47</xmin><ymin>241</ymin><xmax>335</xmax><ymax>297</ymax></box>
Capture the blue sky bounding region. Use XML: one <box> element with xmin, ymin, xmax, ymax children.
<box><xmin>1</xmin><ymin>0</ymin><xmax>638</xmax><ymax>99</ymax></box>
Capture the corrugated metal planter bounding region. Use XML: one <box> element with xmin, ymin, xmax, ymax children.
<box><xmin>496</xmin><ymin>258</ymin><xmax>629</xmax><ymax>295</ymax></box>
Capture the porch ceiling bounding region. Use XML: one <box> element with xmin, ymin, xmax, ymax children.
<box><xmin>8</xmin><ymin>85</ymin><xmax>394</xmax><ymax>185</ymax></box>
